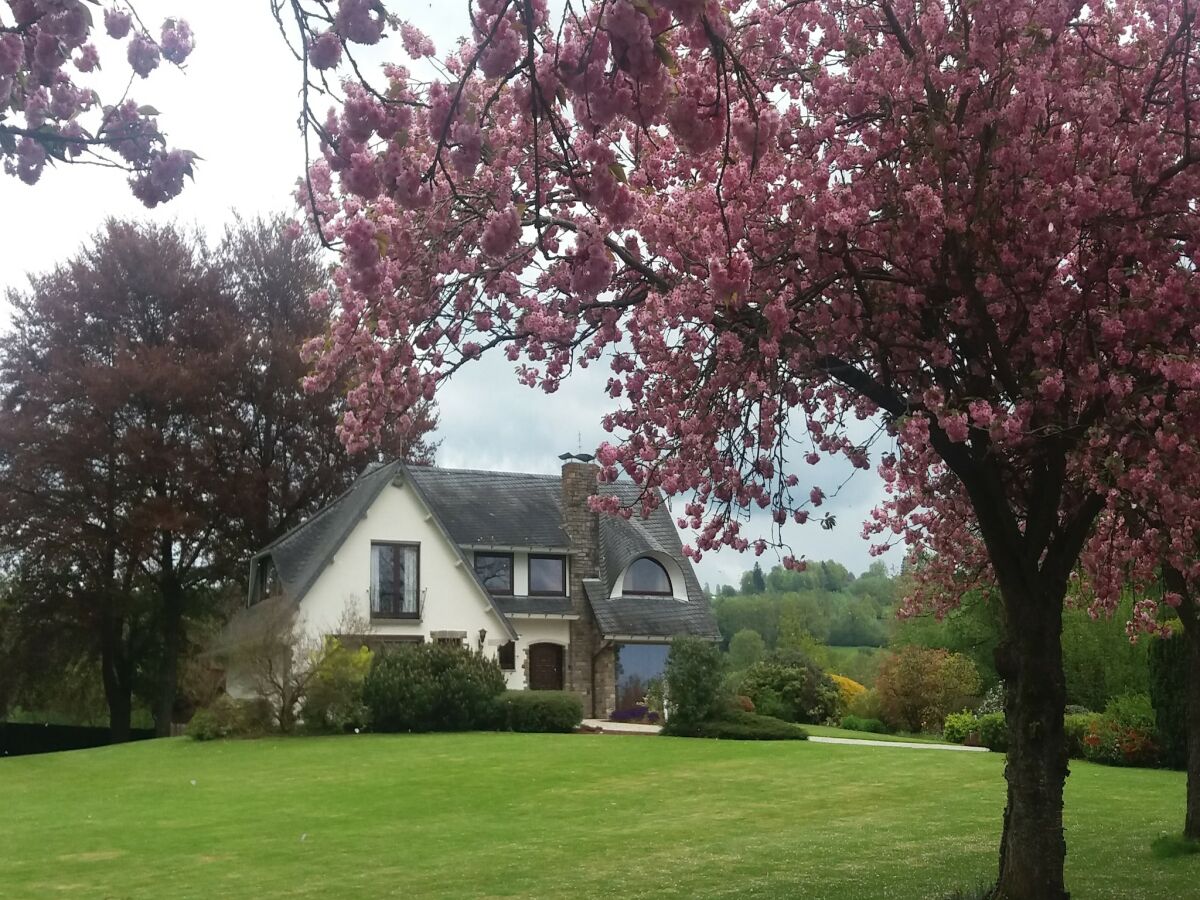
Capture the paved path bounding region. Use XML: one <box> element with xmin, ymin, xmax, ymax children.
<box><xmin>582</xmin><ymin>718</ymin><xmax>989</xmax><ymax>751</ymax></box>
<box><xmin>809</xmin><ymin>736</ymin><xmax>988</xmax><ymax>752</ymax></box>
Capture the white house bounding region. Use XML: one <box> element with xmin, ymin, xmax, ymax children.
<box><xmin>228</xmin><ymin>460</ymin><xmax>719</xmax><ymax>717</ymax></box>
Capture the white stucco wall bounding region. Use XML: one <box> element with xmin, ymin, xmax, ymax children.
<box><xmin>295</xmin><ymin>479</ymin><xmax>510</xmax><ymax>656</ymax></box>
<box><xmin>493</xmin><ymin>618</ymin><xmax>573</xmax><ymax>690</ymax></box>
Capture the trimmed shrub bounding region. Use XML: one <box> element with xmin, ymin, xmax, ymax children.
<box><xmin>663</xmin><ymin>636</ymin><xmax>726</xmax><ymax>730</ymax></box>
<box><xmin>692</xmin><ymin>710</ymin><xmax>809</xmax><ymax>741</ymax></box>
<box><xmin>977</xmin><ymin>712</ymin><xmax>1007</xmax><ymax>752</ymax></box>
<box><xmin>496</xmin><ymin>691</ymin><xmax>582</xmax><ymax>733</ymax></box>
<box><xmin>841</xmin><ymin>714</ymin><xmax>888</xmax><ymax>734</ymax></box>
<box><xmin>364</xmin><ymin>644</ymin><xmax>506</xmax><ymax>733</ymax></box>
<box><xmin>1149</xmin><ymin>631</ymin><xmax>1188</xmax><ymax>769</ymax></box>
<box><xmin>876</xmin><ymin>646</ymin><xmax>982</xmax><ymax>733</ymax></box>
<box><xmin>301</xmin><ymin>638</ymin><xmax>372</xmax><ymax>734</ymax></box>
<box><xmin>741</xmin><ymin>649</ymin><xmax>839</xmax><ymax>725</ymax></box>
<box><xmin>942</xmin><ymin>711</ymin><xmax>979</xmax><ymax>745</ymax></box>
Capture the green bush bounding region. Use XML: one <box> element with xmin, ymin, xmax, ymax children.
<box><xmin>1149</xmin><ymin>632</ymin><xmax>1188</xmax><ymax>769</ymax></box>
<box><xmin>691</xmin><ymin>710</ymin><xmax>809</xmax><ymax>741</ymax></box>
<box><xmin>187</xmin><ymin>695</ymin><xmax>273</xmax><ymax>740</ymax></box>
<box><xmin>301</xmin><ymin>638</ymin><xmax>372</xmax><ymax>734</ymax></box>
<box><xmin>740</xmin><ymin>648</ymin><xmax>839</xmax><ymax>724</ymax></box>
<box><xmin>841</xmin><ymin>714</ymin><xmax>889</xmax><ymax>734</ymax></box>
<box><xmin>364</xmin><ymin>644</ymin><xmax>506</xmax><ymax>733</ymax></box>
<box><xmin>876</xmin><ymin>646</ymin><xmax>982</xmax><ymax>733</ymax></box>
<box><xmin>942</xmin><ymin>711</ymin><xmax>979</xmax><ymax>744</ymax></box>
<box><xmin>663</xmin><ymin>636</ymin><xmax>726</xmax><ymax>730</ymax></box>
<box><xmin>847</xmin><ymin>686</ymin><xmax>884</xmax><ymax>720</ymax></box>
<box><xmin>976</xmin><ymin>712</ymin><xmax>1007</xmax><ymax>752</ymax></box>
<box><xmin>495</xmin><ymin>691</ymin><xmax>582</xmax><ymax>733</ymax></box>
<box><xmin>1065</xmin><ymin>712</ymin><xmax>1101</xmax><ymax>759</ymax></box>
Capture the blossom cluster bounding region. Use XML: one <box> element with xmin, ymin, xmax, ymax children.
<box><xmin>1</xmin><ymin>1</ymin><xmax>194</xmax><ymax>205</ymax></box>
<box><xmin>297</xmin><ymin>0</ymin><xmax>1200</xmax><ymax>616</ymax></box>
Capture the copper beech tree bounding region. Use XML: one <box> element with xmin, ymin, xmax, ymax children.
<box><xmin>286</xmin><ymin>1</ymin><xmax>1200</xmax><ymax>896</ymax></box>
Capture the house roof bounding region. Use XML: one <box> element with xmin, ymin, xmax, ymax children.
<box><xmin>492</xmin><ymin>595</ymin><xmax>578</xmax><ymax>618</ymax></box>
<box><xmin>405</xmin><ymin>467</ymin><xmax>569</xmax><ymax>548</ymax></box>
<box><xmin>584</xmin><ymin>580</ymin><xmax>721</xmax><ymax>640</ymax></box>
<box><xmin>245</xmin><ymin>461</ymin><xmax>715</xmax><ymax>641</ymax></box>
<box><xmin>250</xmin><ymin>461</ymin><xmax>401</xmax><ymax>606</ymax></box>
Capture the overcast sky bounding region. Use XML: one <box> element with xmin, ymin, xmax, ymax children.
<box><xmin>0</xmin><ymin>1</ymin><xmax>898</xmax><ymax>588</ymax></box>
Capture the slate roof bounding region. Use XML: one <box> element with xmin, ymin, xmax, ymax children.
<box><xmin>584</xmin><ymin>580</ymin><xmax>720</xmax><ymax>640</ymax></box>
<box><xmin>405</xmin><ymin>467</ymin><xmax>569</xmax><ymax>548</ymax></box>
<box><xmin>249</xmin><ymin>461</ymin><xmax>401</xmax><ymax>605</ymax></box>
<box><xmin>492</xmin><ymin>595</ymin><xmax>578</xmax><ymax>617</ymax></box>
<box><xmin>243</xmin><ymin>461</ymin><xmax>716</xmax><ymax>641</ymax></box>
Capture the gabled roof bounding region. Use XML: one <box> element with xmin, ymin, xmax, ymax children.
<box><xmin>405</xmin><ymin>467</ymin><xmax>569</xmax><ymax>547</ymax></box>
<box><xmin>249</xmin><ymin>461</ymin><xmax>401</xmax><ymax>606</ymax></box>
<box><xmin>246</xmin><ymin>460</ymin><xmax>716</xmax><ymax>643</ymax></box>
<box><xmin>248</xmin><ymin>461</ymin><xmax>517</xmax><ymax>640</ymax></box>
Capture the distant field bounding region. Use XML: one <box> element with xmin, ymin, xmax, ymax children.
<box><xmin>0</xmin><ymin>733</ymin><xmax>1193</xmax><ymax>899</ymax></box>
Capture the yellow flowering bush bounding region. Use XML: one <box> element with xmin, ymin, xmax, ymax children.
<box><xmin>830</xmin><ymin>674</ymin><xmax>867</xmax><ymax>713</ymax></box>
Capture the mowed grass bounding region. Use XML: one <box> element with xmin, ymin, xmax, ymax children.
<box><xmin>0</xmin><ymin>733</ymin><xmax>1193</xmax><ymax>899</ymax></box>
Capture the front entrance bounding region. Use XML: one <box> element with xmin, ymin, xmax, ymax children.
<box><xmin>528</xmin><ymin>642</ymin><xmax>564</xmax><ymax>691</ymax></box>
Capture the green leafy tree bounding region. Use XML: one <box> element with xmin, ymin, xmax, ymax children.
<box><xmin>728</xmin><ymin>629</ymin><xmax>766</xmax><ymax>671</ymax></box>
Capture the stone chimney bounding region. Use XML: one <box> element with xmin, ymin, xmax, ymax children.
<box><xmin>560</xmin><ymin>461</ymin><xmax>601</xmax><ymax>715</ymax></box>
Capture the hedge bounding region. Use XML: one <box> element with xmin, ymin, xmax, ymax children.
<box><xmin>495</xmin><ymin>691</ymin><xmax>583</xmax><ymax>733</ymax></box>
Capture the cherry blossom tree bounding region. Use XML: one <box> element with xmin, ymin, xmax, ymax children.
<box><xmin>1</xmin><ymin>1</ymin><xmax>194</xmax><ymax>205</ymax></box>
<box><xmin>284</xmin><ymin>1</ymin><xmax>1200</xmax><ymax>896</ymax></box>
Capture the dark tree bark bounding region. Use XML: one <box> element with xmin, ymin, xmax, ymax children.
<box><xmin>1169</xmin><ymin>582</ymin><xmax>1200</xmax><ymax>842</ymax></box>
<box><xmin>993</xmin><ymin>580</ymin><xmax>1070</xmax><ymax>900</ymax></box>
<box><xmin>99</xmin><ymin>610</ymin><xmax>134</xmax><ymax>744</ymax></box>
<box><xmin>153</xmin><ymin>566</ymin><xmax>184</xmax><ymax>737</ymax></box>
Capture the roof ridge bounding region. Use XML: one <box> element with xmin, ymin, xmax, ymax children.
<box><xmin>413</xmin><ymin>465</ymin><xmax>563</xmax><ymax>480</ymax></box>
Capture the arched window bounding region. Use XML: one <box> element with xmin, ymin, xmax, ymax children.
<box><xmin>622</xmin><ymin>557</ymin><xmax>672</xmax><ymax>595</ymax></box>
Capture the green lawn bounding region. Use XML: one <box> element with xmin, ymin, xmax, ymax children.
<box><xmin>0</xmin><ymin>733</ymin><xmax>1192</xmax><ymax>899</ymax></box>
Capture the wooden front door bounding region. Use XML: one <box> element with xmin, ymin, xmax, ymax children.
<box><xmin>528</xmin><ymin>643</ymin><xmax>564</xmax><ymax>691</ymax></box>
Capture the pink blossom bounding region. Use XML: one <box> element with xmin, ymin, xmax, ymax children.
<box><xmin>104</xmin><ymin>8</ymin><xmax>133</xmax><ymax>40</ymax></box>
<box><xmin>127</xmin><ymin>33</ymin><xmax>160</xmax><ymax>77</ymax></box>
<box><xmin>310</xmin><ymin>31</ymin><xmax>343</xmax><ymax>70</ymax></box>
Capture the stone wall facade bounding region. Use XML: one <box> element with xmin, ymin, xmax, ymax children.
<box><xmin>560</xmin><ymin>462</ymin><xmax>606</xmax><ymax>716</ymax></box>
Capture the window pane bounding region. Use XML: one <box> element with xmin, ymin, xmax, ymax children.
<box><xmin>474</xmin><ymin>553</ymin><xmax>513</xmax><ymax>593</ymax></box>
<box><xmin>498</xmin><ymin>641</ymin><xmax>516</xmax><ymax>671</ymax></box>
<box><xmin>622</xmin><ymin>558</ymin><xmax>672</xmax><ymax>594</ymax></box>
<box><xmin>529</xmin><ymin>556</ymin><xmax>565</xmax><ymax>594</ymax></box>
<box><xmin>372</xmin><ymin>544</ymin><xmax>419</xmax><ymax>616</ymax></box>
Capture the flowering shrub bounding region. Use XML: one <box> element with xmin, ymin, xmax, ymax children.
<box><xmin>975</xmin><ymin>685</ymin><xmax>1005</xmax><ymax>716</ymax></box>
<box><xmin>829</xmin><ymin>674</ymin><xmax>867</xmax><ymax>714</ymax></box>
<box><xmin>300</xmin><ymin>638</ymin><xmax>372</xmax><ymax>734</ymax></box>
<box><xmin>1064</xmin><ymin>713</ymin><xmax>1102</xmax><ymax>759</ymax></box>
<box><xmin>1080</xmin><ymin>693</ymin><xmax>1159</xmax><ymax>767</ymax></box>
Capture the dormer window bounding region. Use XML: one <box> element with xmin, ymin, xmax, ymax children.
<box><xmin>474</xmin><ymin>551</ymin><xmax>514</xmax><ymax>595</ymax></box>
<box><xmin>529</xmin><ymin>554</ymin><xmax>567</xmax><ymax>596</ymax></box>
<box><xmin>622</xmin><ymin>557</ymin><xmax>672</xmax><ymax>596</ymax></box>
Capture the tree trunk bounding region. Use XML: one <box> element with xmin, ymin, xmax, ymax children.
<box><xmin>992</xmin><ymin>582</ymin><xmax>1070</xmax><ymax>900</ymax></box>
<box><xmin>154</xmin><ymin>573</ymin><xmax>183</xmax><ymax>737</ymax></box>
<box><xmin>99</xmin><ymin>612</ymin><xmax>132</xmax><ymax>744</ymax></box>
<box><xmin>1184</xmin><ymin>628</ymin><xmax>1200</xmax><ymax>841</ymax></box>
